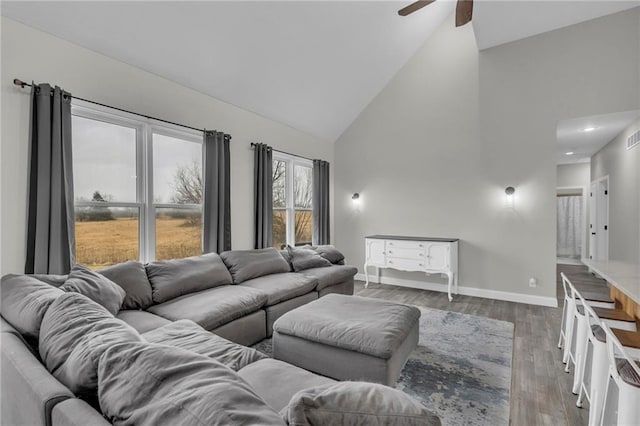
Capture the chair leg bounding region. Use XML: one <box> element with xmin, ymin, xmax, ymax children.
<box><xmin>558</xmin><ymin>302</ymin><xmax>567</xmax><ymax>349</ymax></box>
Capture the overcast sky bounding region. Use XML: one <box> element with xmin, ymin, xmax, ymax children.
<box><xmin>72</xmin><ymin>116</ymin><xmax>201</xmax><ymax>204</ymax></box>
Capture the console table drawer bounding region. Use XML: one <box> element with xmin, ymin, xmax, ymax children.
<box><xmin>386</xmin><ymin>247</ymin><xmax>425</xmax><ymax>260</ymax></box>
<box><xmin>386</xmin><ymin>240</ymin><xmax>426</xmax><ymax>250</ymax></box>
<box><xmin>386</xmin><ymin>258</ymin><xmax>426</xmax><ymax>271</ymax></box>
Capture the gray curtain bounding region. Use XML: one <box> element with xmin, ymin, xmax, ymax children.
<box><xmin>25</xmin><ymin>83</ymin><xmax>75</xmax><ymax>274</ymax></box>
<box><xmin>253</xmin><ymin>143</ymin><xmax>273</xmax><ymax>249</ymax></box>
<box><xmin>202</xmin><ymin>130</ymin><xmax>231</xmax><ymax>254</ymax></box>
<box><xmin>312</xmin><ymin>159</ymin><xmax>330</xmax><ymax>245</ymax></box>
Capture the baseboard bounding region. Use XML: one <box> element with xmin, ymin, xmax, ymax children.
<box><xmin>354</xmin><ymin>273</ymin><xmax>558</xmax><ymax>308</ymax></box>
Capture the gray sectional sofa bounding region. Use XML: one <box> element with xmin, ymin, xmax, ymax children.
<box><xmin>0</xmin><ymin>246</ymin><xmax>441</xmax><ymax>425</ymax></box>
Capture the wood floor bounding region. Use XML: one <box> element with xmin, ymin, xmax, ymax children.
<box><xmin>353</xmin><ymin>263</ymin><xmax>608</xmax><ymax>426</ymax></box>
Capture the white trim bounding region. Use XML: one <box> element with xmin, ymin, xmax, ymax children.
<box><xmin>354</xmin><ymin>273</ymin><xmax>558</xmax><ymax>308</ymax></box>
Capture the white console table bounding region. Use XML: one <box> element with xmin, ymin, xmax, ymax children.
<box><xmin>364</xmin><ymin>235</ymin><xmax>459</xmax><ymax>301</ymax></box>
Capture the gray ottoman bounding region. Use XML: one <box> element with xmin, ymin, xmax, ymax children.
<box><xmin>272</xmin><ymin>294</ymin><xmax>420</xmax><ymax>386</ymax></box>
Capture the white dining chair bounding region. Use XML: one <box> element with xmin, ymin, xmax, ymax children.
<box><xmin>600</xmin><ymin>323</ymin><xmax>640</xmax><ymax>426</ymax></box>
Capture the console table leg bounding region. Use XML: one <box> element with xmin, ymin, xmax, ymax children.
<box><xmin>446</xmin><ymin>271</ymin><xmax>454</xmax><ymax>302</ymax></box>
<box><xmin>376</xmin><ymin>267</ymin><xmax>380</xmax><ymax>284</ymax></box>
<box><xmin>364</xmin><ymin>263</ymin><xmax>369</xmax><ymax>288</ymax></box>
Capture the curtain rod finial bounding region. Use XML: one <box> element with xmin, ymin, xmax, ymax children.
<box><xmin>13</xmin><ymin>78</ymin><xmax>26</xmax><ymax>87</ymax></box>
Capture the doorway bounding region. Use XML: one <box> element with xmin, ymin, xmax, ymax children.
<box><xmin>588</xmin><ymin>176</ymin><xmax>609</xmax><ymax>261</ymax></box>
<box><xmin>557</xmin><ymin>187</ymin><xmax>586</xmax><ymax>264</ymax></box>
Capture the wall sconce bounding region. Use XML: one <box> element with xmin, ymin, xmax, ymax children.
<box><xmin>504</xmin><ymin>186</ymin><xmax>515</xmax><ymax>208</ymax></box>
<box><xmin>352</xmin><ymin>193</ymin><xmax>360</xmax><ymax>201</ymax></box>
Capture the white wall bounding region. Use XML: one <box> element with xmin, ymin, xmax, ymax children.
<box><xmin>334</xmin><ymin>8</ymin><xmax>639</xmax><ymax>304</ymax></box>
<box><xmin>557</xmin><ymin>163</ymin><xmax>590</xmax><ymax>189</ymax></box>
<box><xmin>0</xmin><ymin>18</ymin><xmax>334</xmax><ymax>274</ymax></box>
<box><xmin>591</xmin><ymin>118</ymin><xmax>640</xmax><ymax>264</ymax></box>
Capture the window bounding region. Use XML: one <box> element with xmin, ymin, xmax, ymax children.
<box><xmin>272</xmin><ymin>153</ymin><xmax>313</xmax><ymax>249</ymax></box>
<box><xmin>72</xmin><ymin>103</ymin><xmax>203</xmax><ymax>269</ymax></box>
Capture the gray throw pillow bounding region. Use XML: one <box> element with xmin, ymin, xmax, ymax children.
<box><xmin>142</xmin><ymin>319</ymin><xmax>266</xmax><ymax>371</ymax></box>
<box><xmin>39</xmin><ymin>292</ymin><xmax>142</xmax><ymax>396</ymax></box>
<box><xmin>98</xmin><ymin>261</ymin><xmax>153</xmax><ymax>310</ymax></box>
<box><xmin>0</xmin><ymin>274</ymin><xmax>64</xmax><ymax>339</ymax></box>
<box><xmin>60</xmin><ymin>264</ymin><xmax>126</xmax><ymax>315</ymax></box>
<box><xmin>287</xmin><ymin>246</ymin><xmax>331</xmax><ymax>272</ymax></box>
<box><xmin>314</xmin><ymin>245</ymin><xmax>345</xmax><ymax>264</ymax></box>
<box><xmin>145</xmin><ymin>253</ymin><xmax>232</xmax><ymax>304</ymax></box>
<box><xmin>98</xmin><ymin>341</ymin><xmax>285</xmax><ymax>425</ymax></box>
<box><xmin>221</xmin><ymin>248</ymin><xmax>291</xmax><ymax>284</ymax></box>
<box><xmin>282</xmin><ymin>382</ymin><xmax>441</xmax><ymax>426</ymax></box>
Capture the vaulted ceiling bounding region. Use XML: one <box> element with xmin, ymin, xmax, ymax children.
<box><xmin>3</xmin><ymin>1</ymin><xmax>639</xmax><ymax>141</ymax></box>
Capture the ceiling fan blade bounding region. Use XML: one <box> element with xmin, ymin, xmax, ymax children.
<box><xmin>455</xmin><ymin>0</ymin><xmax>473</xmax><ymax>26</ymax></box>
<box><xmin>398</xmin><ymin>0</ymin><xmax>437</xmax><ymax>17</ymax></box>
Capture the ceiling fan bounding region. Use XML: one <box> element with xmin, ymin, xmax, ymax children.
<box><xmin>398</xmin><ymin>0</ymin><xmax>473</xmax><ymax>27</ymax></box>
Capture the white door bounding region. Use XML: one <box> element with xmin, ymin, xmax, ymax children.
<box><xmin>589</xmin><ymin>177</ymin><xmax>609</xmax><ymax>261</ymax></box>
<box><xmin>589</xmin><ymin>182</ymin><xmax>597</xmax><ymax>260</ymax></box>
<box><xmin>366</xmin><ymin>239</ymin><xmax>386</xmax><ymax>266</ymax></box>
<box><xmin>596</xmin><ymin>179</ymin><xmax>609</xmax><ymax>260</ymax></box>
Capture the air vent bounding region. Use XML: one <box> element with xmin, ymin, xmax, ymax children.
<box><xmin>628</xmin><ymin>130</ymin><xmax>640</xmax><ymax>150</ymax></box>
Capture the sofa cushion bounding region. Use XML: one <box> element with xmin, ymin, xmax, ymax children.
<box><xmin>300</xmin><ymin>265</ymin><xmax>358</xmax><ymax>291</ymax></box>
<box><xmin>221</xmin><ymin>248</ymin><xmax>290</xmax><ymax>284</ymax></box>
<box><xmin>0</xmin><ymin>274</ymin><xmax>64</xmax><ymax>339</ymax></box>
<box><xmin>60</xmin><ymin>264</ymin><xmax>126</xmax><ymax>315</ymax></box>
<box><xmin>147</xmin><ymin>285</ymin><xmax>268</xmax><ymax>330</ymax></box>
<box><xmin>143</xmin><ymin>320</ymin><xmax>266</xmax><ymax>371</ymax></box>
<box><xmin>30</xmin><ymin>273</ymin><xmax>68</xmax><ymax>287</ymax></box>
<box><xmin>281</xmin><ymin>382</ymin><xmax>441</xmax><ymax>426</ymax></box>
<box><xmin>116</xmin><ymin>310</ymin><xmax>171</xmax><ymax>334</ymax></box>
<box><xmin>239</xmin><ymin>273</ymin><xmax>318</xmax><ymax>306</ymax></box>
<box><xmin>314</xmin><ymin>245</ymin><xmax>345</xmax><ymax>265</ymax></box>
<box><xmin>146</xmin><ymin>253</ymin><xmax>233</xmax><ymax>304</ymax></box>
<box><xmin>39</xmin><ymin>292</ymin><xmax>142</xmax><ymax>396</ymax></box>
<box><xmin>238</xmin><ymin>358</ymin><xmax>335</xmax><ymax>413</ymax></box>
<box><xmin>287</xmin><ymin>246</ymin><xmax>332</xmax><ymax>272</ymax></box>
<box><xmin>98</xmin><ymin>342</ymin><xmax>285</xmax><ymax>425</ymax></box>
<box><xmin>98</xmin><ymin>261</ymin><xmax>153</xmax><ymax>310</ymax></box>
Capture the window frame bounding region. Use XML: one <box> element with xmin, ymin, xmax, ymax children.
<box><xmin>272</xmin><ymin>152</ymin><xmax>313</xmax><ymax>247</ymax></box>
<box><xmin>71</xmin><ymin>100</ymin><xmax>203</xmax><ymax>263</ymax></box>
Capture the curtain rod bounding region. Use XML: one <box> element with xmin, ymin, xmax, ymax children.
<box><xmin>13</xmin><ymin>78</ymin><xmax>212</xmax><ymax>135</ymax></box>
<box><xmin>250</xmin><ymin>142</ymin><xmax>314</xmax><ymax>162</ymax></box>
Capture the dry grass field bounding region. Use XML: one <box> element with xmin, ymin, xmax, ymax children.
<box><xmin>76</xmin><ymin>217</ymin><xmax>201</xmax><ymax>269</ymax></box>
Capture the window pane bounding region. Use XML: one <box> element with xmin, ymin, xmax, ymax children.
<box><xmin>153</xmin><ymin>133</ymin><xmax>202</xmax><ymax>204</ymax></box>
<box><xmin>273</xmin><ymin>209</ymin><xmax>287</xmax><ymax>249</ymax></box>
<box><xmin>294</xmin><ymin>165</ymin><xmax>312</xmax><ymax>208</ymax></box>
<box><xmin>295</xmin><ymin>210</ymin><xmax>312</xmax><ymax>246</ymax></box>
<box><xmin>72</xmin><ymin>115</ymin><xmax>137</xmax><ymax>202</ymax></box>
<box><xmin>155</xmin><ymin>207</ymin><xmax>202</xmax><ymax>260</ymax></box>
<box><xmin>273</xmin><ymin>160</ymin><xmax>286</xmax><ymax>208</ymax></box>
<box><xmin>75</xmin><ymin>206</ymin><xmax>139</xmax><ymax>269</ymax></box>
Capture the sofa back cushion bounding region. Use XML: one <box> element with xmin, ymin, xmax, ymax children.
<box><xmin>142</xmin><ymin>319</ymin><xmax>266</xmax><ymax>371</ymax></box>
<box><xmin>286</xmin><ymin>246</ymin><xmax>332</xmax><ymax>272</ymax></box>
<box><xmin>30</xmin><ymin>273</ymin><xmax>68</xmax><ymax>287</ymax></box>
<box><xmin>221</xmin><ymin>248</ymin><xmax>290</xmax><ymax>284</ymax></box>
<box><xmin>145</xmin><ymin>253</ymin><xmax>232</xmax><ymax>304</ymax></box>
<box><xmin>1</xmin><ymin>274</ymin><xmax>64</xmax><ymax>340</ymax></box>
<box><xmin>60</xmin><ymin>264</ymin><xmax>126</xmax><ymax>315</ymax></box>
<box><xmin>98</xmin><ymin>261</ymin><xmax>153</xmax><ymax>310</ymax></box>
<box><xmin>39</xmin><ymin>292</ymin><xmax>142</xmax><ymax>396</ymax></box>
<box><xmin>98</xmin><ymin>341</ymin><xmax>285</xmax><ymax>425</ymax></box>
<box><xmin>282</xmin><ymin>382</ymin><xmax>441</xmax><ymax>426</ymax></box>
<box><xmin>314</xmin><ymin>245</ymin><xmax>345</xmax><ymax>265</ymax></box>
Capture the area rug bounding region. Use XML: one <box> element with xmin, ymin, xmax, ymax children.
<box><xmin>253</xmin><ymin>306</ymin><xmax>514</xmax><ymax>426</ymax></box>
